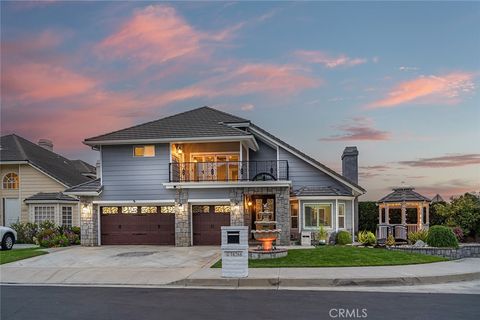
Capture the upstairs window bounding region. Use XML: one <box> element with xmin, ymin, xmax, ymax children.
<box><xmin>134</xmin><ymin>145</ymin><xmax>155</xmax><ymax>157</ymax></box>
<box><xmin>3</xmin><ymin>172</ymin><xmax>19</xmax><ymax>189</ymax></box>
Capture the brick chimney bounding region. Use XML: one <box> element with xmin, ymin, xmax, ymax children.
<box><xmin>342</xmin><ymin>146</ymin><xmax>358</xmax><ymax>184</ymax></box>
<box><xmin>38</xmin><ymin>139</ymin><xmax>53</xmax><ymax>151</ymax></box>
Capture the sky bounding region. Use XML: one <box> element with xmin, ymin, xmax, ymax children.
<box><xmin>1</xmin><ymin>1</ymin><xmax>479</xmax><ymax>201</ymax></box>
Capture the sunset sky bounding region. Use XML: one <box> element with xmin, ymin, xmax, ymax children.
<box><xmin>1</xmin><ymin>1</ymin><xmax>479</xmax><ymax>201</ymax></box>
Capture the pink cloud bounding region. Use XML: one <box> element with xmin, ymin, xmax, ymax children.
<box><xmin>96</xmin><ymin>5</ymin><xmax>240</xmax><ymax>66</ymax></box>
<box><xmin>320</xmin><ymin>117</ymin><xmax>391</xmax><ymax>141</ymax></box>
<box><xmin>367</xmin><ymin>72</ymin><xmax>475</xmax><ymax>109</ymax></box>
<box><xmin>399</xmin><ymin>154</ymin><xmax>480</xmax><ymax>168</ymax></box>
<box><xmin>295</xmin><ymin>50</ymin><xmax>367</xmax><ymax>68</ymax></box>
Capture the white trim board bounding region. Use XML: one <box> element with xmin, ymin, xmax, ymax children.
<box><xmin>163</xmin><ymin>181</ymin><xmax>292</xmax><ymax>189</ymax></box>
<box><xmin>93</xmin><ymin>200</ymin><xmax>175</xmax><ymax>205</ymax></box>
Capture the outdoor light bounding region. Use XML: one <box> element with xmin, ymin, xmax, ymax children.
<box><xmin>176</xmin><ymin>144</ymin><xmax>183</xmax><ymax>154</ymax></box>
<box><xmin>81</xmin><ymin>204</ymin><xmax>92</xmax><ymax>218</ymax></box>
<box><xmin>247</xmin><ymin>200</ymin><xmax>253</xmax><ymax>207</ymax></box>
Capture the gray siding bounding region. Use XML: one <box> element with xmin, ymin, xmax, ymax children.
<box><xmin>278</xmin><ymin>147</ymin><xmax>350</xmax><ymax>193</ymax></box>
<box><xmin>188</xmin><ymin>188</ymin><xmax>231</xmax><ymax>200</ymax></box>
<box><xmin>249</xmin><ymin>139</ymin><xmax>277</xmax><ymax>162</ymax></box>
<box><xmin>100</xmin><ymin>144</ymin><xmax>175</xmax><ymax>201</ymax></box>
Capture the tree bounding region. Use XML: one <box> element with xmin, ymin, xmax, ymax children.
<box><xmin>358</xmin><ymin>201</ymin><xmax>378</xmax><ymax>232</ymax></box>
<box><xmin>433</xmin><ymin>193</ymin><xmax>480</xmax><ymax>239</ymax></box>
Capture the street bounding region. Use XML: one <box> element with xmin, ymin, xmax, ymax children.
<box><xmin>1</xmin><ymin>285</ymin><xmax>478</xmax><ymax>320</ymax></box>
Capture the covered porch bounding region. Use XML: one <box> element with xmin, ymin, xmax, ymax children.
<box><xmin>376</xmin><ymin>187</ymin><xmax>431</xmax><ymax>241</ymax></box>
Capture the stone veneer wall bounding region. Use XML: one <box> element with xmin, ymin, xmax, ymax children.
<box><xmin>79</xmin><ymin>197</ymin><xmax>98</xmax><ymax>246</ymax></box>
<box><xmin>229</xmin><ymin>188</ymin><xmax>245</xmax><ymax>226</ymax></box>
<box><xmin>175</xmin><ymin>189</ymin><xmax>191</xmax><ymax>246</ymax></box>
<box><xmin>243</xmin><ymin>186</ymin><xmax>290</xmax><ymax>245</ymax></box>
<box><xmin>388</xmin><ymin>244</ymin><xmax>480</xmax><ymax>260</ymax></box>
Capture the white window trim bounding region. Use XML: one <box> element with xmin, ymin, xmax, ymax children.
<box><xmin>338</xmin><ymin>203</ymin><xmax>346</xmax><ymax>230</ymax></box>
<box><xmin>302</xmin><ymin>202</ymin><xmax>333</xmax><ymax>230</ymax></box>
<box><xmin>32</xmin><ymin>205</ymin><xmax>57</xmax><ymax>224</ymax></box>
<box><xmin>2</xmin><ymin>172</ymin><xmax>19</xmax><ymax>190</ymax></box>
<box><xmin>61</xmin><ymin>205</ymin><xmax>74</xmax><ymax>227</ymax></box>
<box><xmin>133</xmin><ymin>145</ymin><xmax>156</xmax><ymax>157</ymax></box>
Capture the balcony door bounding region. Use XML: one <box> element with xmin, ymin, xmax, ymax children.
<box><xmin>190</xmin><ymin>153</ymin><xmax>239</xmax><ymax>181</ymax></box>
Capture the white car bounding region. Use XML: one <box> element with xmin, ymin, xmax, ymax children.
<box><xmin>0</xmin><ymin>226</ymin><xmax>17</xmax><ymax>250</ymax></box>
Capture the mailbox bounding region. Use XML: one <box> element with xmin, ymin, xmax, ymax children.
<box><xmin>301</xmin><ymin>231</ymin><xmax>312</xmax><ymax>246</ymax></box>
<box><xmin>221</xmin><ymin>226</ymin><xmax>248</xmax><ymax>278</ymax></box>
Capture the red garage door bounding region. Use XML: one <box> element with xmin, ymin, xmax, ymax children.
<box><xmin>192</xmin><ymin>205</ymin><xmax>231</xmax><ymax>245</ymax></box>
<box><xmin>100</xmin><ymin>206</ymin><xmax>175</xmax><ymax>245</ymax></box>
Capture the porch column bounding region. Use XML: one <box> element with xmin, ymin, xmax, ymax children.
<box><xmin>378</xmin><ymin>205</ymin><xmax>382</xmax><ymax>224</ymax></box>
<box><xmin>229</xmin><ymin>189</ymin><xmax>245</xmax><ymax>226</ymax></box>
<box><xmin>426</xmin><ymin>205</ymin><xmax>430</xmax><ymax>225</ymax></box>
<box><xmin>417</xmin><ymin>204</ymin><xmax>423</xmax><ymax>229</ymax></box>
<box><xmin>79</xmin><ymin>196</ymin><xmax>99</xmax><ymax>247</ymax></box>
<box><xmin>175</xmin><ymin>189</ymin><xmax>191</xmax><ymax>247</ymax></box>
<box><xmin>385</xmin><ymin>205</ymin><xmax>390</xmax><ymax>224</ymax></box>
<box><xmin>401</xmin><ymin>202</ymin><xmax>406</xmax><ymax>225</ymax></box>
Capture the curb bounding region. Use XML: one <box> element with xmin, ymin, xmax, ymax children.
<box><xmin>169</xmin><ymin>271</ymin><xmax>480</xmax><ymax>288</ymax></box>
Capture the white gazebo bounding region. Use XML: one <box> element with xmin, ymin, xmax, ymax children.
<box><xmin>377</xmin><ymin>187</ymin><xmax>431</xmax><ymax>241</ymax></box>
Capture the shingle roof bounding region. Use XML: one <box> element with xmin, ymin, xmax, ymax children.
<box><xmin>431</xmin><ymin>194</ymin><xmax>445</xmax><ymax>203</ymax></box>
<box><xmin>84</xmin><ymin>106</ymin><xmax>251</xmax><ymax>144</ymax></box>
<box><xmin>378</xmin><ymin>187</ymin><xmax>430</xmax><ymax>203</ymax></box>
<box><xmin>70</xmin><ymin>160</ymin><xmax>96</xmax><ymax>175</ymax></box>
<box><xmin>292</xmin><ymin>186</ymin><xmax>352</xmax><ymax>197</ymax></box>
<box><xmin>0</xmin><ymin>134</ymin><xmax>92</xmax><ymax>187</ymax></box>
<box><xmin>24</xmin><ymin>192</ymin><xmax>78</xmax><ymax>202</ymax></box>
<box><xmin>64</xmin><ymin>178</ymin><xmax>103</xmax><ymax>194</ymax></box>
<box><xmin>248</xmin><ymin>123</ymin><xmax>366</xmax><ymax>193</ymax></box>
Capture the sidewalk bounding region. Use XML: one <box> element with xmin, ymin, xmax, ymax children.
<box><xmin>172</xmin><ymin>258</ymin><xmax>480</xmax><ymax>288</ymax></box>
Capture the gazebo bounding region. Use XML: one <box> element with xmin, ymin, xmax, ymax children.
<box><xmin>377</xmin><ymin>187</ymin><xmax>431</xmax><ymax>241</ymax></box>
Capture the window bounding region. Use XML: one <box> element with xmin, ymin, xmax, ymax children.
<box><xmin>303</xmin><ymin>203</ymin><xmax>332</xmax><ymax>228</ymax></box>
<box><xmin>3</xmin><ymin>172</ymin><xmax>19</xmax><ymax>189</ymax></box>
<box><xmin>102</xmin><ymin>207</ymin><xmax>119</xmax><ymax>215</ymax></box>
<box><xmin>34</xmin><ymin>206</ymin><xmax>55</xmax><ymax>224</ymax></box>
<box><xmin>62</xmin><ymin>206</ymin><xmax>73</xmax><ymax>227</ymax></box>
<box><xmin>122</xmin><ymin>206</ymin><xmax>138</xmax><ymax>214</ymax></box>
<box><xmin>134</xmin><ymin>145</ymin><xmax>155</xmax><ymax>157</ymax></box>
<box><xmin>338</xmin><ymin>203</ymin><xmax>345</xmax><ymax>229</ymax></box>
<box><xmin>141</xmin><ymin>206</ymin><xmax>157</xmax><ymax>214</ymax></box>
<box><xmin>160</xmin><ymin>206</ymin><xmax>175</xmax><ymax>214</ymax></box>
<box><xmin>290</xmin><ymin>201</ymin><xmax>299</xmax><ymax>229</ymax></box>
<box><xmin>192</xmin><ymin>205</ymin><xmax>210</xmax><ymax>214</ymax></box>
<box><xmin>214</xmin><ymin>205</ymin><xmax>231</xmax><ymax>213</ymax></box>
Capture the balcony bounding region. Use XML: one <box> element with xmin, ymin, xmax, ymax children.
<box><xmin>169</xmin><ymin>160</ymin><xmax>289</xmax><ymax>182</ymax></box>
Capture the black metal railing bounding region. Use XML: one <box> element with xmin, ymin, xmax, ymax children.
<box><xmin>169</xmin><ymin>160</ymin><xmax>289</xmax><ymax>182</ymax></box>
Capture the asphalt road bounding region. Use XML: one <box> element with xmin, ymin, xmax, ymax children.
<box><xmin>1</xmin><ymin>285</ymin><xmax>478</xmax><ymax>320</ymax></box>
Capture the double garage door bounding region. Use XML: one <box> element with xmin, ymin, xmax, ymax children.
<box><xmin>101</xmin><ymin>206</ymin><xmax>175</xmax><ymax>245</ymax></box>
<box><xmin>100</xmin><ymin>205</ymin><xmax>230</xmax><ymax>245</ymax></box>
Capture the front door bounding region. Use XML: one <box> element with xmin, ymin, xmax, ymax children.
<box><xmin>4</xmin><ymin>198</ymin><xmax>20</xmax><ymax>227</ymax></box>
<box><xmin>250</xmin><ymin>195</ymin><xmax>275</xmax><ymax>238</ymax></box>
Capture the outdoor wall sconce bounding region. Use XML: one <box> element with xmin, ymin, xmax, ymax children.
<box><xmin>175</xmin><ymin>144</ymin><xmax>183</xmax><ymax>154</ymax></box>
<box><xmin>81</xmin><ymin>203</ymin><xmax>92</xmax><ymax>218</ymax></box>
<box><xmin>247</xmin><ymin>200</ymin><xmax>253</xmax><ymax>207</ymax></box>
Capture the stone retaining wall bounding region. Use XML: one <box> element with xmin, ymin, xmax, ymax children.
<box><xmin>388</xmin><ymin>244</ymin><xmax>480</xmax><ymax>259</ymax></box>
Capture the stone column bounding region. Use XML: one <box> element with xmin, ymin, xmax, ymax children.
<box><xmin>229</xmin><ymin>188</ymin><xmax>245</xmax><ymax>226</ymax></box>
<box><xmin>79</xmin><ymin>197</ymin><xmax>98</xmax><ymax>247</ymax></box>
<box><xmin>275</xmin><ymin>187</ymin><xmax>290</xmax><ymax>246</ymax></box>
<box><xmin>401</xmin><ymin>202</ymin><xmax>406</xmax><ymax>225</ymax></box>
<box><xmin>175</xmin><ymin>189</ymin><xmax>191</xmax><ymax>247</ymax></box>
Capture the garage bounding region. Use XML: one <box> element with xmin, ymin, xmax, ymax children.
<box><xmin>192</xmin><ymin>205</ymin><xmax>231</xmax><ymax>245</ymax></box>
<box><xmin>100</xmin><ymin>206</ymin><xmax>175</xmax><ymax>245</ymax></box>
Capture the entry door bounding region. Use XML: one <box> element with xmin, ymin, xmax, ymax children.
<box><xmin>4</xmin><ymin>198</ymin><xmax>21</xmax><ymax>226</ymax></box>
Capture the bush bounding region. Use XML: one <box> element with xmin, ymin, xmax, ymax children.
<box><xmin>358</xmin><ymin>231</ymin><xmax>376</xmax><ymax>246</ymax></box>
<box><xmin>408</xmin><ymin>229</ymin><xmax>429</xmax><ymax>244</ymax></box>
<box><xmin>336</xmin><ymin>231</ymin><xmax>352</xmax><ymax>245</ymax></box>
<box><xmin>451</xmin><ymin>227</ymin><xmax>464</xmax><ymax>242</ymax></box>
<box><xmin>427</xmin><ymin>225</ymin><xmax>459</xmax><ymax>248</ymax></box>
<box><xmin>386</xmin><ymin>234</ymin><xmax>395</xmax><ymax>246</ymax></box>
<box><xmin>433</xmin><ymin>193</ymin><xmax>480</xmax><ymax>238</ymax></box>
<box><xmin>10</xmin><ymin>222</ymin><xmax>39</xmax><ymax>244</ymax></box>
<box><xmin>358</xmin><ymin>202</ymin><xmax>378</xmax><ymax>233</ymax></box>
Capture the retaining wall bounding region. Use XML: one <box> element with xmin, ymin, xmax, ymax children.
<box><xmin>388</xmin><ymin>244</ymin><xmax>480</xmax><ymax>259</ymax></box>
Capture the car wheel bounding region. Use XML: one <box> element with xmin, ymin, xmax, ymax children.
<box><xmin>1</xmin><ymin>234</ymin><xmax>14</xmax><ymax>250</ymax></box>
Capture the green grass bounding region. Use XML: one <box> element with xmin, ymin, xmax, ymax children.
<box><xmin>212</xmin><ymin>246</ymin><xmax>447</xmax><ymax>268</ymax></box>
<box><xmin>0</xmin><ymin>247</ymin><xmax>48</xmax><ymax>265</ymax></box>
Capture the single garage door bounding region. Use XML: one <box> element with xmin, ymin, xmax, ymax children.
<box><xmin>192</xmin><ymin>205</ymin><xmax>231</xmax><ymax>245</ymax></box>
<box><xmin>100</xmin><ymin>206</ymin><xmax>175</xmax><ymax>245</ymax></box>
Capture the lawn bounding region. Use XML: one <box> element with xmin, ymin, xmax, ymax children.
<box><xmin>212</xmin><ymin>246</ymin><xmax>447</xmax><ymax>268</ymax></box>
<box><xmin>0</xmin><ymin>247</ymin><xmax>48</xmax><ymax>265</ymax></box>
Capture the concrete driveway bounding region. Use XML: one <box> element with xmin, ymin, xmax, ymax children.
<box><xmin>0</xmin><ymin>246</ymin><xmax>220</xmax><ymax>286</ymax></box>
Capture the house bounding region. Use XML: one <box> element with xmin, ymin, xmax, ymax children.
<box><xmin>66</xmin><ymin>106</ymin><xmax>366</xmax><ymax>246</ymax></box>
<box><xmin>0</xmin><ymin>134</ymin><xmax>95</xmax><ymax>227</ymax></box>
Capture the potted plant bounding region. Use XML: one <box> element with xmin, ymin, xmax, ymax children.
<box><xmin>318</xmin><ymin>225</ymin><xmax>328</xmax><ymax>245</ymax></box>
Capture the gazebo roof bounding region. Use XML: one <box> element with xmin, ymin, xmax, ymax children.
<box><xmin>378</xmin><ymin>187</ymin><xmax>430</xmax><ymax>203</ymax></box>
<box><xmin>431</xmin><ymin>194</ymin><xmax>445</xmax><ymax>203</ymax></box>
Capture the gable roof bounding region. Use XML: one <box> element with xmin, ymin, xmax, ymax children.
<box><xmin>378</xmin><ymin>187</ymin><xmax>430</xmax><ymax>203</ymax></box>
<box><xmin>0</xmin><ymin>134</ymin><xmax>92</xmax><ymax>187</ymax></box>
<box><xmin>64</xmin><ymin>178</ymin><xmax>103</xmax><ymax>195</ymax></box>
<box><xmin>84</xmin><ymin>106</ymin><xmax>251</xmax><ymax>145</ymax></box>
<box><xmin>70</xmin><ymin>160</ymin><xmax>96</xmax><ymax>175</ymax></box>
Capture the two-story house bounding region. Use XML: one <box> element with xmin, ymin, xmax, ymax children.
<box><xmin>0</xmin><ymin>134</ymin><xmax>95</xmax><ymax>228</ymax></box>
<box><xmin>66</xmin><ymin>107</ymin><xmax>365</xmax><ymax>246</ymax></box>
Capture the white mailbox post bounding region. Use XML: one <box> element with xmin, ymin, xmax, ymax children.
<box><xmin>221</xmin><ymin>226</ymin><xmax>248</xmax><ymax>278</ymax></box>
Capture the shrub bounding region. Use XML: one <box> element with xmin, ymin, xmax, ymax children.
<box><xmin>336</xmin><ymin>230</ymin><xmax>352</xmax><ymax>245</ymax></box>
<box><xmin>39</xmin><ymin>220</ymin><xmax>56</xmax><ymax>231</ymax></box>
<box><xmin>408</xmin><ymin>229</ymin><xmax>429</xmax><ymax>244</ymax></box>
<box><xmin>358</xmin><ymin>231</ymin><xmax>376</xmax><ymax>246</ymax></box>
<box><xmin>358</xmin><ymin>202</ymin><xmax>378</xmax><ymax>232</ymax></box>
<box><xmin>427</xmin><ymin>225</ymin><xmax>459</xmax><ymax>248</ymax></box>
<box><xmin>36</xmin><ymin>228</ymin><xmax>59</xmax><ymax>247</ymax></box>
<box><xmin>63</xmin><ymin>230</ymin><xmax>80</xmax><ymax>245</ymax></box>
<box><xmin>386</xmin><ymin>234</ymin><xmax>395</xmax><ymax>246</ymax></box>
<box><xmin>71</xmin><ymin>226</ymin><xmax>81</xmax><ymax>236</ymax></box>
<box><xmin>10</xmin><ymin>222</ymin><xmax>39</xmax><ymax>244</ymax></box>
<box><xmin>451</xmin><ymin>227</ymin><xmax>464</xmax><ymax>242</ymax></box>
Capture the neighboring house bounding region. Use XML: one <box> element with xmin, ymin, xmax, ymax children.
<box><xmin>66</xmin><ymin>106</ymin><xmax>365</xmax><ymax>246</ymax></box>
<box><xmin>0</xmin><ymin>134</ymin><xmax>94</xmax><ymax>227</ymax></box>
